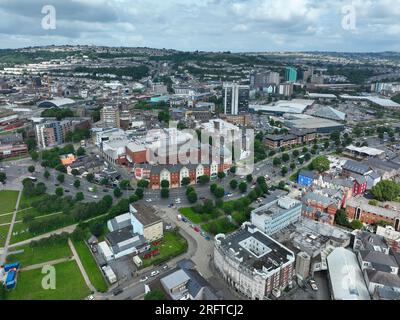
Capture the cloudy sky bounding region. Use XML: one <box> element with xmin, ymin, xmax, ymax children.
<box><xmin>0</xmin><ymin>0</ymin><xmax>399</xmax><ymax>52</ymax></box>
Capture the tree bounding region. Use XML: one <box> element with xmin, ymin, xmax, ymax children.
<box><xmin>135</xmin><ymin>188</ymin><xmax>144</xmax><ymax>199</ymax></box>
<box><xmin>113</xmin><ymin>187</ymin><xmax>122</xmax><ymax>198</ymax></box>
<box><xmin>42</xmin><ymin>170</ymin><xmax>50</xmax><ymax>180</ymax></box>
<box><xmin>239</xmin><ymin>182</ymin><xmax>247</xmax><ymax>193</ymax></box>
<box><xmin>90</xmin><ymin>223</ymin><xmax>104</xmax><ymax>237</ymax></box>
<box><xmin>214</xmin><ymin>187</ymin><xmax>225</xmax><ymax>198</ymax></box>
<box><xmin>281</xmin><ymin>166</ymin><xmax>288</xmax><ymax>176</ymax></box>
<box><xmin>304</xmin><ymin>153</ymin><xmax>311</xmax><ymax>161</ymax></box>
<box><xmin>257</xmin><ymin>176</ymin><xmax>266</xmax><ymax>185</ymax></box>
<box><xmin>137</xmin><ymin>179</ymin><xmax>149</xmax><ymax>188</ymax></box>
<box><xmin>144</xmin><ymin>290</ymin><xmax>166</xmax><ymax>300</ymax></box>
<box><xmin>57</xmin><ymin>173</ymin><xmax>65</xmax><ymax>184</ymax></box>
<box><xmin>100</xmin><ymin>177</ymin><xmax>109</xmax><ymax>186</ymax></box>
<box><xmin>73</xmin><ymin>179</ymin><xmax>80</xmax><ymax>189</ymax></box>
<box><xmin>30</xmin><ymin>151</ymin><xmax>39</xmax><ymax>161</ymax></box>
<box><xmin>129</xmin><ymin>194</ymin><xmax>139</xmax><ymax>203</ymax></box>
<box><xmin>229</xmin><ymin>166</ymin><xmax>237</xmax><ymax>174</ymax></box>
<box><xmin>292</xmin><ymin>150</ymin><xmax>300</xmax><ymax>158</ymax></box>
<box><xmin>181</xmin><ymin>177</ymin><xmax>191</xmax><ymax>187</ymax></box>
<box><xmin>372</xmin><ymin>180</ymin><xmax>400</xmax><ymax>201</ymax></box>
<box><xmin>71</xmin><ymin>169</ymin><xmax>80</xmax><ymax>177</ymax></box>
<box><xmin>55</xmin><ymin>187</ymin><xmax>63</xmax><ymax>197</ymax></box>
<box><xmin>324</xmin><ymin>141</ymin><xmax>330</xmax><ymax>149</ymax></box>
<box><xmin>217</xmin><ymin>172</ymin><xmax>226</xmax><ymax>180</ymax></box>
<box><xmin>273</xmin><ymin>158</ymin><xmax>282</xmax><ymax>166</ymax></box>
<box><xmin>281</xmin><ymin>153</ymin><xmax>290</xmax><ymax>163</ymax></box>
<box><xmin>187</xmin><ymin>191</ymin><xmax>198</xmax><ymax>204</ymax></box>
<box><xmin>290</xmin><ymin>163</ymin><xmax>296</xmax><ymax>170</ymax></box>
<box><xmin>310</xmin><ymin>156</ymin><xmax>330</xmax><ymax>173</ymax></box>
<box><xmin>158</xmin><ymin>110</ymin><xmax>170</xmax><ymax>123</ymax></box>
<box><xmin>246</xmin><ymin>174</ymin><xmax>253</xmax><ymax>183</ymax></box>
<box><xmin>210</xmin><ymin>183</ymin><xmax>218</xmax><ymax>194</ymax></box>
<box><xmin>161</xmin><ymin>180</ymin><xmax>170</xmax><ymax>189</ymax></box>
<box><xmin>0</xmin><ymin>172</ymin><xmax>6</xmax><ymax>184</ymax></box>
<box><xmin>161</xmin><ymin>188</ymin><xmax>169</xmax><ymax>198</ymax></box>
<box><xmin>86</xmin><ymin>173</ymin><xmax>95</xmax><ymax>183</ymax></box>
<box><xmin>76</xmin><ymin>147</ymin><xmax>86</xmax><ymax>157</ymax></box>
<box><xmin>351</xmin><ymin>220</ymin><xmax>364</xmax><ymax>230</ymax></box>
<box><xmin>119</xmin><ymin>179</ymin><xmax>131</xmax><ymax>190</ymax></box>
<box><xmin>198</xmin><ymin>175</ymin><xmax>210</xmax><ymax>185</ymax></box>
<box><xmin>302</xmin><ymin>147</ymin><xmax>309</xmax><ymax>153</ymax></box>
<box><xmin>75</xmin><ymin>192</ymin><xmax>84</xmax><ymax>201</ymax></box>
<box><xmin>186</xmin><ymin>186</ymin><xmax>195</xmax><ymax>196</ymax></box>
<box><xmin>28</xmin><ymin>165</ymin><xmax>35</xmax><ymax>173</ymax></box>
<box><xmin>335</xmin><ymin>209</ymin><xmax>350</xmax><ymax>227</ymax></box>
<box><xmin>230</xmin><ymin>179</ymin><xmax>238</xmax><ymax>190</ymax></box>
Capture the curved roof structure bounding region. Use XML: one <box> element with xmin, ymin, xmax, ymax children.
<box><xmin>37</xmin><ymin>98</ymin><xmax>75</xmax><ymax>108</ymax></box>
<box><xmin>327</xmin><ymin>248</ymin><xmax>370</xmax><ymax>300</ymax></box>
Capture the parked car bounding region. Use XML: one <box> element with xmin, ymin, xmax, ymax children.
<box><xmin>92</xmin><ymin>195</ymin><xmax>98</xmax><ymax>199</ymax></box>
<box><xmin>162</xmin><ymin>265</ymin><xmax>168</xmax><ymax>270</ymax></box>
<box><xmin>150</xmin><ymin>270</ymin><xmax>160</xmax><ymax>277</ymax></box>
<box><xmin>181</xmin><ymin>217</ymin><xmax>188</xmax><ymax>223</ymax></box>
<box><xmin>140</xmin><ymin>276</ymin><xmax>148</xmax><ymax>282</ymax></box>
<box><xmin>146</xmin><ymin>199</ymin><xmax>152</xmax><ymax>202</ymax></box>
<box><xmin>205</xmin><ymin>236</ymin><xmax>211</xmax><ymax>241</ymax></box>
<box><xmin>103</xmin><ymin>189</ymin><xmax>109</xmax><ymax>192</ymax></box>
<box><xmin>194</xmin><ymin>226</ymin><xmax>201</xmax><ymax>233</ymax></box>
<box><xmin>309</xmin><ymin>279</ymin><xmax>318</xmax><ymax>291</ymax></box>
<box><xmin>113</xmin><ymin>288</ymin><xmax>123</xmax><ymax>296</ymax></box>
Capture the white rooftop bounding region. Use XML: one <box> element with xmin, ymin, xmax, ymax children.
<box><xmin>345</xmin><ymin>145</ymin><xmax>385</xmax><ymax>156</ymax></box>
<box><xmin>307</xmin><ymin>93</ymin><xmax>337</xmax><ymax>99</ymax></box>
<box><xmin>250</xmin><ymin>99</ymin><xmax>314</xmax><ymax>114</ymax></box>
<box><xmin>340</xmin><ymin>95</ymin><xmax>400</xmax><ymax>108</ymax></box>
<box><xmin>327</xmin><ymin>248</ymin><xmax>370</xmax><ymax>300</ymax></box>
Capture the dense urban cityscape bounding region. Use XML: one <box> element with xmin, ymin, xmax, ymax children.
<box><xmin>0</xmin><ymin>1</ymin><xmax>400</xmax><ymax>306</ymax></box>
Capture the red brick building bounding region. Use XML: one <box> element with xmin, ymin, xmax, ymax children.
<box><xmin>353</xmin><ymin>177</ymin><xmax>367</xmax><ymax>195</ymax></box>
<box><xmin>346</xmin><ymin>198</ymin><xmax>400</xmax><ymax>231</ymax></box>
<box><xmin>0</xmin><ymin>144</ymin><xmax>28</xmax><ymax>159</ymax></box>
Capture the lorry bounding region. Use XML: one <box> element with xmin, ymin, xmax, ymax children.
<box><xmin>102</xmin><ymin>265</ymin><xmax>117</xmax><ymax>284</ymax></box>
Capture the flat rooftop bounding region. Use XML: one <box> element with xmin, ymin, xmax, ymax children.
<box><xmin>216</xmin><ymin>224</ymin><xmax>294</xmax><ymax>274</ymax></box>
<box><xmin>131</xmin><ymin>204</ymin><xmax>161</xmax><ymax>226</ymax></box>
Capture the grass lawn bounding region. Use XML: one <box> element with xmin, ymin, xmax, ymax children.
<box><xmin>0</xmin><ymin>224</ymin><xmax>10</xmax><ymax>247</ymax></box>
<box><xmin>142</xmin><ymin>231</ymin><xmax>188</xmax><ymax>268</ymax></box>
<box><xmin>10</xmin><ymin>215</ymin><xmax>75</xmax><ymax>245</ymax></box>
<box><xmin>72</xmin><ymin>240</ymin><xmax>108</xmax><ymax>293</ymax></box>
<box><xmin>6</xmin><ymin>260</ymin><xmax>91</xmax><ymax>300</ymax></box>
<box><xmin>0</xmin><ymin>190</ymin><xmax>19</xmax><ymax>214</ymax></box>
<box><xmin>178</xmin><ymin>207</ymin><xmax>203</xmax><ymax>224</ymax></box>
<box><xmin>18</xmin><ymin>193</ymin><xmax>46</xmax><ymax>210</ymax></box>
<box><xmin>6</xmin><ymin>242</ymin><xmax>72</xmax><ymax>267</ymax></box>
<box><xmin>202</xmin><ymin>217</ymin><xmax>238</xmax><ymax>235</ymax></box>
<box><xmin>179</xmin><ymin>207</ymin><xmax>221</xmax><ymax>224</ymax></box>
<box><xmin>0</xmin><ymin>213</ymin><xmax>13</xmax><ymax>225</ymax></box>
<box><xmin>232</xmin><ymin>211</ymin><xmax>249</xmax><ymax>225</ymax></box>
<box><xmin>15</xmin><ymin>207</ymin><xmax>38</xmax><ymax>221</ymax></box>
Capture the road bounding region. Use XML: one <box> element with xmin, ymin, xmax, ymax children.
<box><xmin>96</xmin><ymin>204</ymin><xmax>215</xmax><ymax>300</ymax></box>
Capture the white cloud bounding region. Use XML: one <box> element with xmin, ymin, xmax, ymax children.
<box><xmin>0</xmin><ymin>0</ymin><xmax>399</xmax><ymax>51</ymax></box>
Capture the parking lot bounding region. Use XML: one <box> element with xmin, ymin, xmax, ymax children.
<box><xmin>281</xmin><ymin>271</ymin><xmax>331</xmax><ymax>300</ymax></box>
